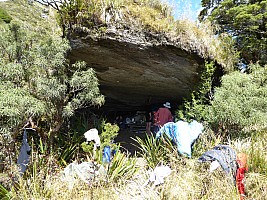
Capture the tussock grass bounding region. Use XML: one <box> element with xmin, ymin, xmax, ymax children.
<box><xmin>12</xmin><ymin>176</ymin><xmax>119</xmax><ymax>199</ymax></box>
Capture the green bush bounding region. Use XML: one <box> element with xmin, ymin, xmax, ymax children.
<box><xmin>81</xmin><ymin>122</ymin><xmax>120</xmax><ymax>163</ymax></box>
<box><xmin>176</xmin><ymin>61</ymin><xmax>215</xmax><ymax>122</ymax></box>
<box><xmin>0</xmin><ymin>7</ymin><xmax>12</xmax><ymax>23</ymax></box>
<box><xmin>248</xmin><ymin>131</ymin><xmax>267</xmax><ymax>175</ymax></box>
<box><xmin>0</xmin><ymin>22</ymin><xmax>104</xmax><ymax>141</ymax></box>
<box><xmin>207</xmin><ymin>64</ymin><xmax>267</xmax><ymax>133</ymax></box>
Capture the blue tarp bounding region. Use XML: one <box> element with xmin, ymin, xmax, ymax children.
<box><xmin>198</xmin><ymin>144</ymin><xmax>237</xmax><ymax>183</ymax></box>
<box><xmin>156</xmin><ymin>120</ymin><xmax>204</xmax><ymax>157</ymax></box>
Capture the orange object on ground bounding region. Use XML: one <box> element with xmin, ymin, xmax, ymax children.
<box><xmin>236</xmin><ymin>153</ymin><xmax>248</xmax><ymax>200</ymax></box>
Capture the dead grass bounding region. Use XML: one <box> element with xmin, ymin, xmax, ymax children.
<box><xmin>6</xmin><ymin>129</ymin><xmax>267</xmax><ymax>200</ymax></box>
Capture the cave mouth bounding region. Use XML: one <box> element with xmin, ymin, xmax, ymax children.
<box><xmin>91</xmin><ymin>96</ymin><xmax>182</xmax><ymax>126</ymax></box>
<box><xmin>89</xmin><ymin>97</ymin><xmax>182</xmax><ymax>155</ymax></box>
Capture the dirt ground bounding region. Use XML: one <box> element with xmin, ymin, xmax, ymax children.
<box><xmin>114</xmin><ymin>127</ymin><xmax>148</xmax><ymax>156</ymax></box>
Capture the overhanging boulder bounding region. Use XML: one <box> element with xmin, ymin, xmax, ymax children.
<box><xmin>69</xmin><ymin>27</ymin><xmax>205</xmax><ymax>111</ymax></box>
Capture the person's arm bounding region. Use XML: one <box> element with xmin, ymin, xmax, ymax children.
<box><xmin>168</xmin><ymin>111</ymin><xmax>173</xmax><ymax>122</ymax></box>
<box><xmin>154</xmin><ymin>110</ymin><xmax>159</xmax><ymax>124</ymax></box>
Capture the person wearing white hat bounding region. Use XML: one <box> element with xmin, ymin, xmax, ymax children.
<box><xmin>154</xmin><ymin>102</ymin><xmax>173</xmax><ymax>132</ymax></box>
<box><xmin>163</xmin><ymin>102</ymin><xmax>171</xmax><ymax>109</ymax></box>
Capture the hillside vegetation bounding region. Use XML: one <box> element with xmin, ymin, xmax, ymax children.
<box><xmin>0</xmin><ymin>0</ymin><xmax>266</xmax><ymax>199</ymax></box>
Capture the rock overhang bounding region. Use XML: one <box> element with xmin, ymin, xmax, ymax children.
<box><xmin>69</xmin><ymin>30</ymin><xmax>205</xmax><ymax>112</ymax></box>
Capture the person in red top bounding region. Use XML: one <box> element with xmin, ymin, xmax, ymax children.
<box><xmin>236</xmin><ymin>153</ymin><xmax>248</xmax><ymax>200</ymax></box>
<box><xmin>154</xmin><ymin>102</ymin><xmax>173</xmax><ymax>132</ymax></box>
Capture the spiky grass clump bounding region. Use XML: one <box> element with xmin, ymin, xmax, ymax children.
<box><xmin>133</xmin><ymin>134</ymin><xmax>180</xmax><ymax>169</ymax></box>
<box><xmin>5</xmin><ymin>147</ymin><xmax>138</xmax><ymax>199</ymax></box>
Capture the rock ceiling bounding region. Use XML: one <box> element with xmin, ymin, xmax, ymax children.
<box><xmin>69</xmin><ymin>29</ymin><xmax>205</xmax><ymax>112</ymax></box>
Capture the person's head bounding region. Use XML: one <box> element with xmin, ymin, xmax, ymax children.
<box><xmin>237</xmin><ymin>153</ymin><xmax>248</xmax><ymax>165</ymax></box>
<box><xmin>163</xmin><ymin>102</ymin><xmax>171</xmax><ymax>109</ymax></box>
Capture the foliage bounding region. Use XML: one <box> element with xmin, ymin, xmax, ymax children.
<box><xmin>134</xmin><ymin>135</ymin><xmax>179</xmax><ymax>169</ymax></box>
<box><xmin>207</xmin><ymin>64</ymin><xmax>267</xmax><ymax>133</ymax></box>
<box><xmin>176</xmin><ymin>61</ymin><xmax>215</xmax><ymax>122</ymax></box>
<box><xmin>126</xmin><ymin>0</ymin><xmax>174</xmax><ymax>32</ymax></box>
<box><xmin>1</xmin><ymin>0</ymin><xmax>60</xmax><ymax>36</ymax></box>
<box><xmin>100</xmin><ymin>122</ymin><xmax>119</xmax><ymax>148</ymax></box>
<box><xmin>58</xmin><ymin>143</ymin><xmax>78</xmax><ymax>166</ymax></box>
<box><xmin>0</xmin><ymin>82</ymin><xmax>46</xmax><ymax>133</ymax></box>
<box><xmin>0</xmin><ymin>183</ymin><xmax>11</xmax><ymax>200</ymax></box>
<box><xmin>0</xmin><ymin>7</ymin><xmax>12</xmax><ymax>23</ymax></box>
<box><xmin>245</xmin><ymin>131</ymin><xmax>267</xmax><ymax>175</ymax></box>
<box><xmin>173</xmin><ymin>20</ymin><xmax>238</xmax><ymax>71</ymax></box>
<box><xmin>2</xmin><ymin>128</ymin><xmax>267</xmax><ymax>199</ymax></box>
<box><xmin>177</xmin><ymin>63</ymin><xmax>267</xmax><ymax>134</ymax></box>
<box><xmin>0</xmin><ymin>22</ymin><xmax>104</xmax><ymax>140</ymax></box>
<box><xmin>107</xmin><ymin>150</ymin><xmax>137</xmax><ymax>182</ymax></box>
<box><xmin>35</xmin><ymin>0</ymin><xmax>174</xmax><ymax>33</ymax></box>
<box><xmin>199</xmin><ymin>0</ymin><xmax>267</xmax><ymax>65</ymax></box>
<box><xmin>191</xmin><ymin>126</ymin><xmax>223</xmax><ymax>158</ymax></box>
<box><xmin>81</xmin><ymin>122</ymin><xmax>119</xmax><ymax>163</ymax></box>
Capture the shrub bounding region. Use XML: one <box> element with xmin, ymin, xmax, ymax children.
<box><xmin>0</xmin><ymin>22</ymin><xmax>104</xmax><ymax>143</ymax></box>
<box><xmin>176</xmin><ymin>61</ymin><xmax>215</xmax><ymax>122</ymax></box>
<box><xmin>134</xmin><ymin>135</ymin><xmax>180</xmax><ymax>169</ymax></box>
<box><xmin>0</xmin><ymin>7</ymin><xmax>12</xmax><ymax>23</ymax></box>
<box><xmin>208</xmin><ymin>64</ymin><xmax>267</xmax><ymax>134</ymax></box>
<box><xmin>81</xmin><ymin>122</ymin><xmax>120</xmax><ymax>163</ymax></box>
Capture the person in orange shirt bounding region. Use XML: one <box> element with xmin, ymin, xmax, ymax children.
<box><xmin>154</xmin><ymin>102</ymin><xmax>173</xmax><ymax>132</ymax></box>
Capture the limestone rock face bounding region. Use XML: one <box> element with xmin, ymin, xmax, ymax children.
<box><xmin>69</xmin><ymin>28</ymin><xmax>205</xmax><ymax>111</ymax></box>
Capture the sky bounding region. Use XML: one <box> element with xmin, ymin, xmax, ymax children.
<box><xmin>168</xmin><ymin>0</ymin><xmax>202</xmax><ymax>21</ymax></box>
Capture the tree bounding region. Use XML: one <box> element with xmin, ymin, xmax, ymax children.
<box><xmin>199</xmin><ymin>0</ymin><xmax>267</xmax><ymax>65</ymax></box>
<box><xmin>0</xmin><ymin>22</ymin><xmax>104</xmax><ymax>142</ymax></box>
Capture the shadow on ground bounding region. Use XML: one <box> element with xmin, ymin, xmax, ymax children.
<box><xmin>115</xmin><ymin>127</ymin><xmax>148</xmax><ymax>156</ymax></box>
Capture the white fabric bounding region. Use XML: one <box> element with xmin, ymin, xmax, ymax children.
<box><xmin>62</xmin><ymin>162</ymin><xmax>106</xmax><ymax>189</ymax></box>
<box><xmin>209</xmin><ymin>160</ymin><xmax>221</xmax><ymax>172</ymax></box>
<box><xmin>144</xmin><ymin>165</ymin><xmax>172</xmax><ymax>186</ymax></box>
<box><xmin>84</xmin><ymin>128</ymin><xmax>101</xmax><ymax>150</ymax></box>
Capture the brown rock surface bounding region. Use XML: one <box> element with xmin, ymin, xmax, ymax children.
<box><xmin>69</xmin><ymin>28</ymin><xmax>205</xmax><ymax>111</ymax></box>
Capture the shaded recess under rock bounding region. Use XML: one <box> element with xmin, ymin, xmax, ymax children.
<box><xmin>68</xmin><ymin>27</ymin><xmax>206</xmax><ymax>113</ymax></box>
